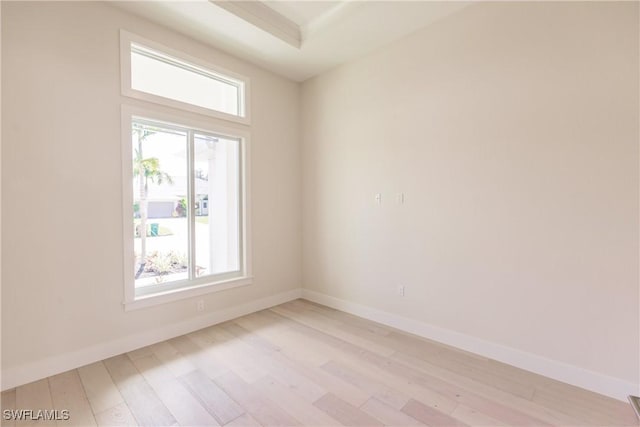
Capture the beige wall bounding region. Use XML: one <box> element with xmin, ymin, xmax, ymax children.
<box><xmin>301</xmin><ymin>1</ymin><xmax>639</xmax><ymax>387</ymax></box>
<box><xmin>1</xmin><ymin>1</ymin><xmax>301</xmax><ymax>381</ymax></box>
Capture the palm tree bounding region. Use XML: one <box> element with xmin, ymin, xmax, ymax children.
<box><xmin>133</xmin><ymin>126</ymin><xmax>173</xmax><ymax>279</ymax></box>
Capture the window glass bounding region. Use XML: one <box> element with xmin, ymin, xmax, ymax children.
<box><xmin>130</xmin><ymin>118</ymin><xmax>244</xmax><ymax>297</ymax></box>
<box><xmin>193</xmin><ymin>133</ymin><xmax>241</xmax><ymax>277</ymax></box>
<box><xmin>130</xmin><ymin>43</ymin><xmax>243</xmax><ymax>117</ymax></box>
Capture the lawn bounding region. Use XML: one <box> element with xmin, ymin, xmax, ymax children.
<box><xmin>195</xmin><ymin>216</ymin><xmax>209</xmax><ymax>224</ymax></box>
<box><xmin>133</xmin><ymin>216</ymin><xmax>208</xmax><ymax>237</ymax></box>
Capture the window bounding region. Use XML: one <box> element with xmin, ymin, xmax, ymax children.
<box><xmin>122</xmin><ymin>108</ymin><xmax>251</xmax><ymax>308</ymax></box>
<box><xmin>121</xmin><ymin>30</ymin><xmax>249</xmax><ymax>123</ymax></box>
<box><xmin>121</xmin><ymin>32</ymin><xmax>251</xmax><ymax>309</ymax></box>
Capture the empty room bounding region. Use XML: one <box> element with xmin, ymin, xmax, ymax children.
<box><xmin>1</xmin><ymin>1</ymin><xmax>639</xmax><ymax>426</ymax></box>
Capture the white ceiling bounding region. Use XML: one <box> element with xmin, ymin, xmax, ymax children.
<box><xmin>114</xmin><ymin>1</ymin><xmax>470</xmax><ymax>82</ymax></box>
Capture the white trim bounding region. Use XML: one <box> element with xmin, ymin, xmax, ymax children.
<box><xmin>120</xmin><ymin>30</ymin><xmax>251</xmax><ymax>125</ymax></box>
<box><xmin>121</xmin><ymin>104</ymin><xmax>252</xmax><ymax>310</ymax></box>
<box><xmin>300</xmin><ymin>1</ymin><xmax>362</xmax><ymax>40</ymax></box>
<box><xmin>241</xmin><ymin>122</ymin><xmax>253</xmax><ymax>281</ymax></box>
<box><xmin>121</xmin><ymin>109</ymin><xmax>135</xmax><ymax>305</ymax></box>
<box><xmin>124</xmin><ymin>277</ymin><xmax>253</xmax><ymax>311</ymax></box>
<box><xmin>122</xmin><ymin>103</ymin><xmax>251</xmax><ymax>137</ymax></box>
<box><xmin>1</xmin><ymin>289</ymin><xmax>301</xmax><ymax>392</ymax></box>
<box><xmin>211</xmin><ymin>0</ymin><xmax>301</xmax><ymax>49</ymax></box>
<box><xmin>301</xmin><ymin>289</ymin><xmax>640</xmax><ymax>402</ymax></box>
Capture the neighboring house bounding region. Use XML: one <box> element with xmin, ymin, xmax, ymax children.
<box><xmin>136</xmin><ymin>176</ymin><xmax>210</xmax><ymax>218</ymax></box>
<box><xmin>197</xmin><ymin>196</ymin><xmax>209</xmax><ymax>216</ymax></box>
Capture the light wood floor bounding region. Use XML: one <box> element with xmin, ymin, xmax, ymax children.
<box><xmin>1</xmin><ymin>299</ymin><xmax>637</xmax><ymax>427</ymax></box>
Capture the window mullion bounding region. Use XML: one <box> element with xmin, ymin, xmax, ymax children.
<box><xmin>188</xmin><ymin>131</ymin><xmax>196</xmax><ymax>280</ymax></box>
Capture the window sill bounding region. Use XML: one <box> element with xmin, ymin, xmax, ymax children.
<box><xmin>123</xmin><ymin>276</ymin><xmax>253</xmax><ymax>311</ymax></box>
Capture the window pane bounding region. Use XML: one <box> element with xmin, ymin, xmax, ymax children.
<box><xmin>193</xmin><ymin>133</ymin><xmax>241</xmax><ymax>277</ymax></box>
<box><xmin>132</xmin><ymin>121</ymin><xmax>189</xmax><ymax>289</ymax></box>
<box><xmin>131</xmin><ymin>44</ymin><xmax>241</xmax><ymax>117</ymax></box>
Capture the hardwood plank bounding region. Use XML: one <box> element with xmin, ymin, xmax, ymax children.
<box><xmin>93</xmin><ymin>402</ymin><xmax>137</xmax><ymax>427</ymax></box>
<box><xmin>270</xmin><ymin>305</ymin><xmax>552</xmax><ymax>426</ymax></box>
<box><xmin>544</xmin><ymin>380</ymin><xmax>632</xmax><ymax>411</ymax></box>
<box><xmin>402</xmin><ymin>399</ymin><xmax>469</xmax><ymax>427</ymax></box>
<box><xmin>390</xmin><ymin>351</ymin><xmax>582</xmax><ymax>426</ymax></box>
<box><xmin>360</xmin><ymin>397</ymin><xmax>424</xmax><ymax>426</ymax></box>
<box><xmin>205</xmin><ymin>326</ymin><xmax>327</xmax><ymax>404</ymax></box>
<box><xmin>185</xmin><ymin>328</ymin><xmax>235</xmax><ymax>379</ymax></box>
<box><xmin>127</xmin><ymin>345</ymin><xmax>155</xmax><ymax>361</ymax></box>
<box><xmin>77</xmin><ymin>362</ymin><xmax>125</xmax><ymax>415</ymax></box>
<box><xmin>275</xmin><ymin>359</ymin><xmax>369</xmax><ymax>408</ymax></box>
<box><xmin>103</xmin><ymin>354</ymin><xmax>176</xmax><ymax>426</ymax></box>
<box><xmin>267</xmin><ymin>308</ymin><xmax>457</xmax><ymax>413</ymax></box>
<box><xmin>192</xmin><ymin>326</ymin><xmax>269</xmax><ymax>383</ymax></box>
<box><xmin>319</xmin><ymin>337</ymin><xmax>546</xmax><ymax>426</ymax></box>
<box><xmin>314</xmin><ymin>307</ymin><xmax>540</xmax><ymax>402</ymax></box>
<box><xmin>253</xmin><ymin>376</ymin><xmax>341</xmax><ymax>426</ymax></box>
<box><xmin>413</xmin><ymin>350</ymin><xmax>536</xmax><ymax>400</ymax></box>
<box><xmin>214</xmin><ymin>371</ymin><xmax>301</xmax><ymax>426</ymax></box>
<box><xmin>295</xmin><ymin>300</ymin><xmax>391</xmax><ymax>336</ymax></box>
<box><xmin>414</xmin><ymin>379</ymin><xmax>550</xmax><ymax>427</ymax></box>
<box><xmin>132</xmin><ymin>355</ymin><xmax>219</xmax><ymax>426</ymax></box>
<box><xmin>223</xmin><ymin>413</ymin><xmax>262</xmax><ymax>427</ymax></box>
<box><xmin>321</xmin><ymin>360</ymin><xmax>410</xmax><ymax>410</ymax></box>
<box><xmin>178</xmin><ymin>370</ymin><xmax>244</xmax><ymax>425</ymax></box>
<box><xmin>484</xmin><ymin>358</ymin><xmax>554</xmax><ymax>389</ymax></box>
<box><xmin>220</xmin><ymin>322</ymin><xmax>281</xmax><ymax>353</ymax></box>
<box><xmin>386</xmin><ymin>329</ymin><xmax>540</xmax><ymax>396</ymax></box>
<box><xmin>342</xmin><ymin>327</ymin><xmax>443</xmax><ymax>361</ymax></box>
<box><xmin>334</xmin><ymin>355</ymin><xmax>458</xmax><ymax>415</ymax></box>
<box><xmin>169</xmin><ymin>334</ymin><xmax>229</xmax><ymax>380</ymax></box>
<box><xmin>259</xmin><ymin>310</ymin><xmax>369</xmax><ymax>364</ymax></box>
<box><xmin>14</xmin><ymin>379</ymin><xmax>55</xmax><ymax>427</ymax></box>
<box><xmin>450</xmin><ymin>404</ymin><xmax>509</xmax><ymax>427</ymax></box>
<box><xmin>224</xmin><ymin>319</ymin><xmax>369</xmax><ymax>407</ymax></box>
<box><xmin>272</xmin><ymin>305</ymin><xmax>396</xmax><ymax>357</ymax></box>
<box><xmin>150</xmin><ymin>341</ymin><xmax>197</xmax><ymax>378</ymax></box>
<box><xmin>533</xmin><ymin>385</ymin><xmax>638</xmax><ymax>426</ymax></box>
<box><xmin>438</xmin><ymin>346</ymin><xmax>553</xmax><ymax>389</ymax></box>
<box><xmin>1</xmin><ymin>389</ymin><xmax>16</xmax><ymax>427</ymax></box>
<box><xmin>313</xmin><ymin>393</ymin><xmax>383</xmax><ymax>426</ymax></box>
<box><xmin>282</xmin><ymin>301</ymin><xmax>345</xmax><ymax>328</ymax></box>
<box><xmin>234</xmin><ymin>312</ymin><xmax>332</xmax><ymax>366</ymax></box>
<box><xmin>48</xmin><ymin>370</ymin><xmax>96</xmax><ymax>426</ymax></box>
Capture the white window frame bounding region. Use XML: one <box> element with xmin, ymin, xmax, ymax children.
<box><xmin>120</xmin><ymin>30</ymin><xmax>251</xmax><ymax>125</ymax></box>
<box><xmin>121</xmin><ymin>104</ymin><xmax>252</xmax><ymax>311</ymax></box>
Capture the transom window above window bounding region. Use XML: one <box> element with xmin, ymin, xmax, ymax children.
<box><xmin>121</xmin><ymin>31</ymin><xmax>249</xmax><ymax>123</ymax></box>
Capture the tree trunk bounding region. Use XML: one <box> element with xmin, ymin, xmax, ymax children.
<box><xmin>138</xmin><ymin>133</ymin><xmax>147</xmax><ymax>278</ymax></box>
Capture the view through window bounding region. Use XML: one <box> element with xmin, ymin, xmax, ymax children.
<box><xmin>132</xmin><ymin>118</ymin><xmax>242</xmax><ymax>295</ymax></box>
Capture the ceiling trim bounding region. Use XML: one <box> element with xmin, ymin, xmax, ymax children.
<box><xmin>300</xmin><ymin>1</ymin><xmax>361</xmax><ymax>40</ymax></box>
<box><xmin>211</xmin><ymin>0</ymin><xmax>301</xmax><ymax>48</ymax></box>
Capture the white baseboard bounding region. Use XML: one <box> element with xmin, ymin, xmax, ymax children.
<box><xmin>301</xmin><ymin>289</ymin><xmax>639</xmax><ymax>402</ymax></box>
<box><xmin>1</xmin><ymin>288</ymin><xmax>302</xmax><ymax>391</ymax></box>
